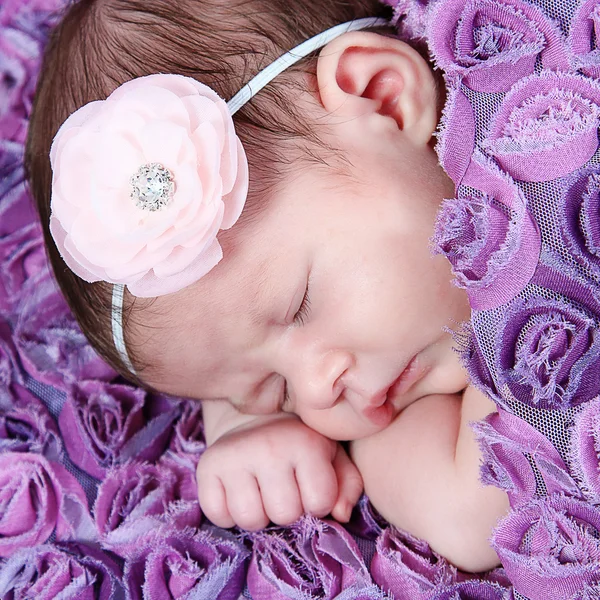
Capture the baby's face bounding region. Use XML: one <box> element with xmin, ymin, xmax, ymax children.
<box><xmin>141</xmin><ymin>115</ymin><xmax>471</xmax><ymax>440</ymax></box>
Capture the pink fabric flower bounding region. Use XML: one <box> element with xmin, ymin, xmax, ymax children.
<box><xmin>49</xmin><ymin>74</ymin><xmax>249</xmax><ymax>297</ymax></box>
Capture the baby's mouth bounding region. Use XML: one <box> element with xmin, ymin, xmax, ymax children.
<box><xmin>362</xmin><ymin>355</ymin><xmax>427</xmax><ymax>426</ymax></box>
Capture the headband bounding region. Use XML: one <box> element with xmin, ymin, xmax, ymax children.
<box><xmin>49</xmin><ymin>17</ymin><xmax>388</xmax><ymax>375</ymax></box>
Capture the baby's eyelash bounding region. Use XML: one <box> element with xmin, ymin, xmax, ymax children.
<box><xmin>293</xmin><ymin>284</ymin><xmax>311</xmax><ymax>326</ymax></box>
<box><xmin>280</xmin><ymin>380</ymin><xmax>290</xmax><ymax>411</ymax></box>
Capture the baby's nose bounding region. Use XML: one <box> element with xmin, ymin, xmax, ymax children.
<box><xmin>292</xmin><ymin>349</ymin><xmax>353</xmax><ymax>410</ymax></box>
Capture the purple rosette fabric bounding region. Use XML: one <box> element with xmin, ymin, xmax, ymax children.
<box><xmin>0</xmin><ymin>0</ymin><xmax>63</xmax><ymax>142</ymax></box>
<box><xmin>248</xmin><ymin>517</ymin><xmax>375</xmax><ymax>600</ymax></box>
<box><xmin>568</xmin><ymin>397</ymin><xmax>600</xmax><ymax>503</ymax></box>
<box><xmin>123</xmin><ymin>528</ymin><xmax>248</xmax><ymax>600</ymax></box>
<box><xmin>473</xmin><ymin>409</ymin><xmax>580</xmax><ymax>507</ymax></box>
<box><xmin>0</xmin><ymin>221</ymin><xmax>46</xmax><ymax>314</ymax></box>
<box><xmin>569</xmin><ymin>0</ymin><xmax>600</xmax><ymax>78</ymax></box>
<box><xmin>495</xmin><ymin>295</ymin><xmax>600</xmax><ymax>409</ymax></box>
<box><xmin>371</xmin><ymin>526</ymin><xmax>459</xmax><ymax>599</ymax></box>
<box><xmin>493</xmin><ymin>495</ymin><xmax>600</xmax><ymax>599</ymax></box>
<box><xmin>428</xmin><ymin>0</ymin><xmax>568</xmax><ymax>92</ymax></box>
<box><xmin>168</xmin><ymin>399</ymin><xmax>206</xmax><ymax>459</ymax></box>
<box><xmin>0</xmin><ymin>316</ymin><xmax>24</xmax><ymax>392</ymax></box>
<box><xmin>0</xmin><ymin>541</ymin><xmax>124</xmax><ymax>600</ymax></box>
<box><xmin>0</xmin><ymin>451</ymin><xmax>95</xmax><ymax>557</ymax></box>
<box><xmin>59</xmin><ymin>380</ymin><xmax>180</xmax><ymax>478</ymax></box>
<box><xmin>434</xmin><ymin>156</ymin><xmax>540</xmax><ymax>310</ymax></box>
<box><xmin>346</xmin><ymin>494</ymin><xmax>387</xmax><ymax>540</ymax></box>
<box><xmin>560</xmin><ymin>168</ymin><xmax>600</xmax><ymax>283</ymax></box>
<box><xmin>0</xmin><ymin>384</ymin><xmax>61</xmax><ymax>457</ymax></box>
<box><xmin>429</xmin><ymin>580</ymin><xmax>512</xmax><ymax>599</ymax></box>
<box><xmin>482</xmin><ymin>72</ymin><xmax>600</xmax><ymax>182</ymax></box>
<box><xmin>436</xmin><ymin>87</ymin><xmax>475</xmax><ymax>186</ymax></box>
<box><xmin>14</xmin><ymin>274</ymin><xmax>116</xmax><ymax>389</ymax></box>
<box><xmin>94</xmin><ymin>460</ymin><xmax>201</xmax><ymax>556</ymax></box>
<box><xmin>0</xmin><ymin>141</ymin><xmax>42</xmax><ymax>241</ymax></box>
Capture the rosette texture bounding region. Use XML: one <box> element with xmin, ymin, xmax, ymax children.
<box><xmin>483</xmin><ymin>73</ymin><xmax>600</xmax><ymax>182</ymax></box>
<box><xmin>371</xmin><ymin>527</ymin><xmax>459</xmax><ymax>599</ymax></box>
<box><xmin>493</xmin><ymin>495</ymin><xmax>600</xmax><ymax>599</ymax></box>
<box><xmin>428</xmin><ymin>0</ymin><xmax>568</xmax><ymax>92</ymax></box>
<box><xmin>0</xmin><ymin>452</ymin><xmax>95</xmax><ymax>557</ymax></box>
<box><xmin>94</xmin><ymin>460</ymin><xmax>200</xmax><ymax>556</ymax></box>
<box><xmin>473</xmin><ymin>409</ymin><xmax>579</xmax><ymax>507</ymax></box>
<box><xmin>59</xmin><ymin>381</ymin><xmax>179</xmax><ymax>478</ymax></box>
<box><xmin>123</xmin><ymin>529</ymin><xmax>248</xmax><ymax>600</ymax></box>
<box><xmin>248</xmin><ymin>517</ymin><xmax>375</xmax><ymax>600</ymax></box>
<box><xmin>568</xmin><ymin>397</ymin><xmax>600</xmax><ymax>503</ymax></box>
<box><xmin>0</xmin><ymin>542</ymin><xmax>124</xmax><ymax>600</ymax></box>
<box><xmin>496</xmin><ymin>295</ymin><xmax>600</xmax><ymax>408</ymax></box>
<box><xmin>433</xmin><ymin>156</ymin><xmax>540</xmax><ymax>310</ymax></box>
<box><xmin>49</xmin><ymin>73</ymin><xmax>249</xmax><ymax>297</ymax></box>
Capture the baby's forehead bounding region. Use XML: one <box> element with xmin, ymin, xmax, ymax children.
<box><xmin>139</xmin><ymin>237</ymin><xmax>278</xmax><ymax>394</ymax></box>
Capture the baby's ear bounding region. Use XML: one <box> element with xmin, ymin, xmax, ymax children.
<box><xmin>316</xmin><ymin>32</ymin><xmax>437</xmax><ymax>146</ymax></box>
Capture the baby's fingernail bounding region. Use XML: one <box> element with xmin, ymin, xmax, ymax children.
<box><xmin>338</xmin><ymin>503</ymin><xmax>352</xmax><ymax>522</ymax></box>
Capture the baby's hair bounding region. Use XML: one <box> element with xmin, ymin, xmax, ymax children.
<box><xmin>26</xmin><ymin>0</ymin><xmax>392</xmax><ymax>383</ymax></box>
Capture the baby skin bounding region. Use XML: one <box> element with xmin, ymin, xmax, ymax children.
<box><xmin>138</xmin><ymin>31</ymin><xmax>510</xmax><ymax>572</ymax></box>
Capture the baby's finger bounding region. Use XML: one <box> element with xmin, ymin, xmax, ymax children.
<box><xmin>197</xmin><ymin>475</ymin><xmax>235</xmax><ymax>529</ymax></box>
<box><xmin>331</xmin><ymin>446</ymin><xmax>364</xmax><ymax>523</ymax></box>
<box><xmin>260</xmin><ymin>469</ymin><xmax>303</xmax><ymax>526</ymax></box>
<box><xmin>226</xmin><ymin>472</ymin><xmax>269</xmax><ymax>531</ymax></box>
<box><xmin>295</xmin><ymin>457</ymin><xmax>338</xmax><ymax>519</ymax></box>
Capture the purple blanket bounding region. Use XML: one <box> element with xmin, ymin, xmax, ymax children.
<box><xmin>1</xmin><ymin>0</ymin><xmax>599</xmax><ymax>598</ymax></box>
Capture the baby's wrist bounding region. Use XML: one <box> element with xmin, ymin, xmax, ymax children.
<box><xmin>201</xmin><ymin>399</ymin><xmax>299</xmax><ymax>446</ymax></box>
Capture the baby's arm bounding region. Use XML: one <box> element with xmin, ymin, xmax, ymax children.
<box><xmin>350</xmin><ymin>386</ymin><xmax>509</xmax><ymax>573</ymax></box>
<box><xmin>197</xmin><ymin>399</ymin><xmax>363</xmax><ymax>530</ymax></box>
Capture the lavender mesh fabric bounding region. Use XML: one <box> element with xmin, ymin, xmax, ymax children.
<box><xmin>1</xmin><ymin>0</ymin><xmax>599</xmax><ymax>598</ymax></box>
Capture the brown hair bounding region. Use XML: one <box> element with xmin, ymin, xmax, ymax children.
<box><xmin>25</xmin><ymin>0</ymin><xmax>392</xmax><ymax>384</ymax></box>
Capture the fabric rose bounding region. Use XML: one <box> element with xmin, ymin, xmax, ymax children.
<box><xmin>0</xmin><ymin>385</ymin><xmax>61</xmax><ymax>458</ymax></box>
<box><xmin>168</xmin><ymin>399</ymin><xmax>206</xmax><ymax>459</ymax></box>
<box><xmin>0</xmin><ymin>451</ymin><xmax>95</xmax><ymax>557</ymax></box>
<box><xmin>568</xmin><ymin>397</ymin><xmax>600</xmax><ymax>504</ymax></box>
<box><xmin>569</xmin><ymin>0</ymin><xmax>600</xmax><ymax>78</ymax></box>
<box><xmin>429</xmin><ymin>581</ymin><xmax>512</xmax><ymax>599</ymax></box>
<box><xmin>0</xmin><ymin>221</ymin><xmax>47</xmax><ymax>315</ymax></box>
<box><xmin>434</xmin><ymin>156</ymin><xmax>540</xmax><ymax>310</ymax></box>
<box><xmin>493</xmin><ymin>495</ymin><xmax>600</xmax><ymax>599</ymax></box>
<box><xmin>436</xmin><ymin>87</ymin><xmax>475</xmax><ymax>187</ymax></box>
<box><xmin>381</xmin><ymin>0</ymin><xmax>429</xmax><ymax>40</ymax></box>
<box><xmin>0</xmin><ymin>27</ymin><xmax>39</xmax><ymax>143</ymax></box>
<box><xmin>560</xmin><ymin>168</ymin><xmax>600</xmax><ymax>283</ymax></box>
<box><xmin>496</xmin><ymin>294</ymin><xmax>600</xmax><ymax>409</ymax></box>
<box><xmin>428</xmin><ymin>0</ymin><xmax>568</xmax><ymax>92</ymax></box>
<box><xmin>248</xmin><ymin>517</ymin><xmax>373</xmax><ymax>600</ymax></box>
<box><xmin>482</xmin><ymin>72</ymin><xmax>600</xmax><ymax>182</ymax></box>
<box><xmin>346</xmin><ymin>494</ymin><xmax>387</xmax><ymax>540</ymax></box>
<box><xmin>59</xmin><ymin>381</ymin><xmax>179</xmax><ymax>478</ymax></box>
<box><xmin>0</xmin><ymin>542</ymin><xmax>124</xmax><ymax>600</ymax></box>
<box><xmin>0</xmin><ymin>141</ymin><xmax>40</xmax><ymax>238</ymax></box>
<box><xmin>371</xmin><ymin>526</ymin><xmax>458</xmax><ymax>600</ymax></box>
<box><xmin>49</xmin><ymin>73</ymin><xmax>249</xmax><ymax>297</ymax></box>
<box><xmin>14</xmin><ymin>274</ymin><xmax>116</xmax><ymax>390</ymax></box>
<box><xmin>124</xmin><ymin>528</ymin><xmax>248</xmax><ymax>600</ymax></box>
<box><xmin>473</xmin><ymin>409</ymin><xmax>580</xmax><ymax>508</ymax></box>
<box><xmin>94</xmin><ymin>460</ymin><xmax>201</xmax><ymax>556</ymax></box>
<box><xmin>0</xmin><ymin>316</ymin><xmax>24</xmax><ymax>392</ymax></box>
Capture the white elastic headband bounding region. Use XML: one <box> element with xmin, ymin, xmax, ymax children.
<box><xmin>112</xmin><ymin>16</ymin><xmax>389</xmax><ymax>375</ymax></box>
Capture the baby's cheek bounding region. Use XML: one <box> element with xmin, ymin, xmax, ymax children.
<box><xmin>296</xmin><ymin>406</ymin><xmax>378</xmax><ymax>442</ymax></box>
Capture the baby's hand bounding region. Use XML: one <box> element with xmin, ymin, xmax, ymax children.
<box><xmin>196</xmin><ymin>415</ymin><xmax>363</xmax><ymax>531</ymax></box>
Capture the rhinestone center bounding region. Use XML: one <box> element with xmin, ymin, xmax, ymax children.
<box><xmin>130</xmin><ymin>163</ymin><xmax>175</xmax><ymax>211</ymax></box>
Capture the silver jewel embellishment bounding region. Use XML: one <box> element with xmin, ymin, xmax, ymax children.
<box><xmin>130</xmin><ymin>163</ymin><xmax>175</xmax><ymax>211</ymax></box>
